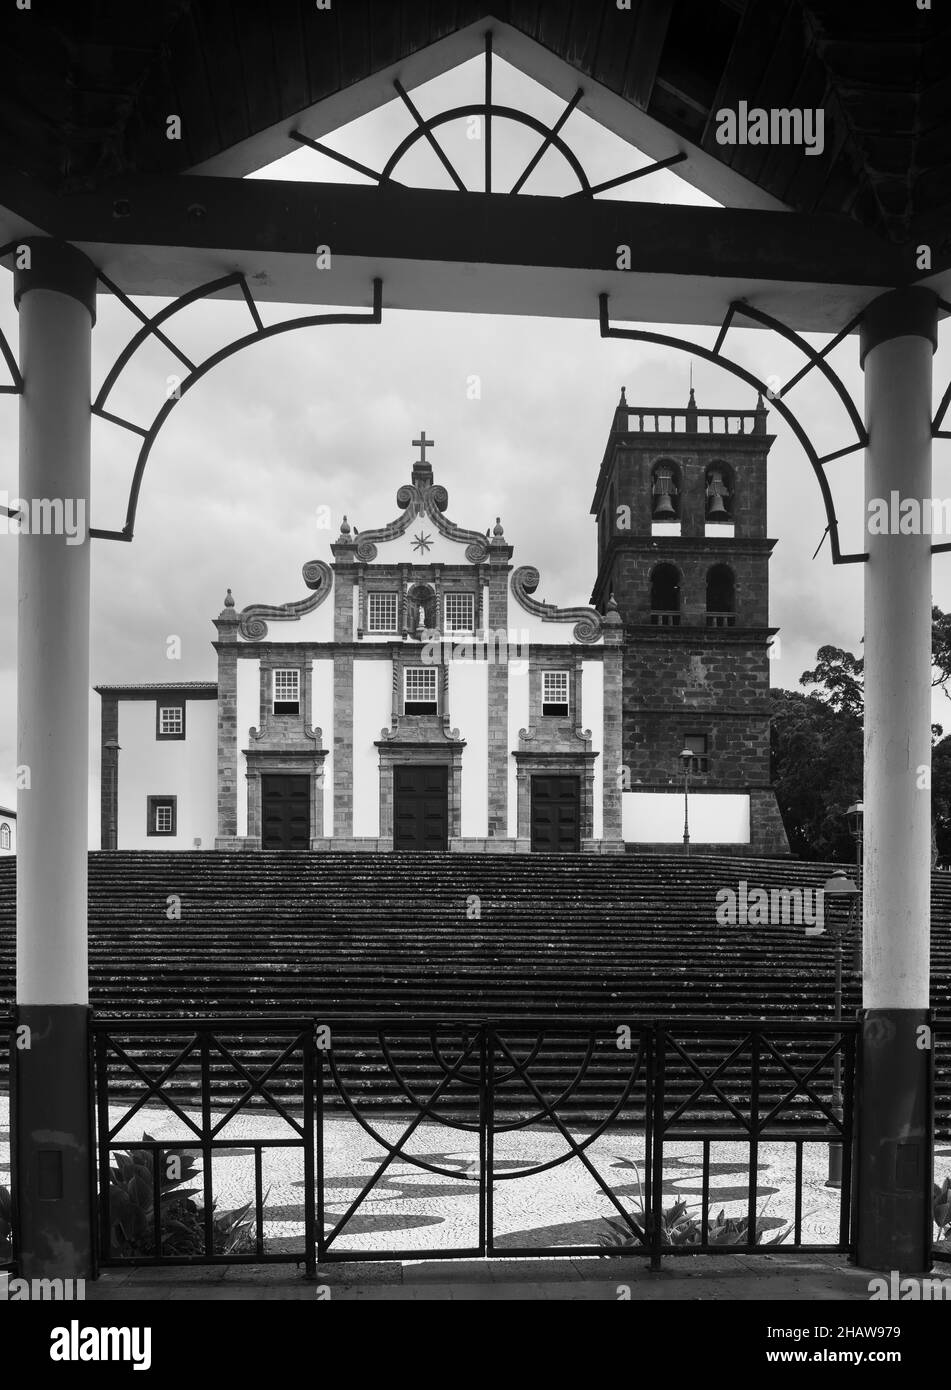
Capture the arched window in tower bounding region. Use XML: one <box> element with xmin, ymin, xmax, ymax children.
<box><xmin>650</xmin><ymin>563</ymin><xmax>681</xmax><ymax>626</ymax></box>
<box><xmin>651</xmin><ymin>461</ymin><xmax>680</xmax><ymax>534</ymax></box>
<box><xmin>0</xmin><ymin>823</ymin><xmax>9</xmax><ymax>851</ymax></box>
<box><xmin>706</xmin><ymin>564</ymin><xmax>736</xmax><ymax>627</ymax></box>
<box><xmin>705</xmin><ymin>463</ymin><xmax>734</xmax><ymax>535</ymax></box>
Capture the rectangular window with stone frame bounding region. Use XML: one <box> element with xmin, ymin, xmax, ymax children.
<box><xmin>684</xmin><ymin>732</ymin><xmax>710</xmax><ymax>775</ymax></box>
<box><xmin>147</xmin><ymin>795</ymin><xmax>177</xmax><ymax>836</ymax></box>
<box><xmin>273</xmin><ymin>668</ymin><xmax>300</xmax><ymax>715</ymax></box>
<box><xmin>404</xmin><ymin>666</ymin><xmax>438</xmax><ymax>715</ymax></box>
<box><xmin>367</xmin><ymin>591</ymin><xmax>399</xmax><ymax>632</ymax></box>
<box><xmin>542</xmin><ymin>670</ymin><xmax>570</xmax><ymax>717</ymax></box>
<box><xmin>443</xmin><ymin>591</ymin><xmax>475</xmax><ymax>635</ymax></box>
<box><xmin>156</xmin><ymin>702</ymin><xmax>185</xmax><ymax>740</ymax></box>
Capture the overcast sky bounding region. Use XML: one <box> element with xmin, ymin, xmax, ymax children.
<box><xmin>1</xmin><ymin>56</ymin><xmax>950</xmax><ymax>829</ymax></box>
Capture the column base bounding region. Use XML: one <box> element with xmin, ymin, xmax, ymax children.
<box><xmin>13</xmin><ymin>1004</ymin><xmax>92</xmax><ymax>1280</ymax></box>
<box><xmin>854</xmin><ymin>1007</ymin><xmax>933</xmax><ymax>1273</ymax></box>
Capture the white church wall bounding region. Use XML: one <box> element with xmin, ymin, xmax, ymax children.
<box><xmin>312</xmin><ymin>658</ymin><xmax>334</xmax><ymax>835</ymax></box>
<box><xmin>510</xmin><ymin>614</ymin><xmax>600</xmax><ymax>648</ymax></box>
<box><xmin>507</xmin><ymin>662</ymin><xmax>530</xmax><ymax>838</ymax></box>
<box><xmin>449</xmin><ymin>658</ymin><xmax>488</xmax><ymax>837</ymax></box>
<box><xmin>117</xmin><ymin>700</ymin><xmax>218</xmax><ymax>849</ymax></box>
<box><xmin>622</xmin><ymin>792</ymin><xmax>750</xmax><ymax>844</ymax></box>
<box><xmin>581</xmin><ymin>660</ymin><xmax>604</xmax><ymax>840</ymax></box>
<box><xmin>255</xmin><ymin>600</ymin><xmax>334</xmax><ymax>644</ymax></box>
<box><xmin>235</xmin><ymin>658</ymin><xmax>260</xmax><ymax>839</ymax></box>
<box><xmin>352</xmin><ymin>659</ymin><xmax>391</xmax><ymax>837</ymax></box>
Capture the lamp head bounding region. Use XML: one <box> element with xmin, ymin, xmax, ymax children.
<box><xmin>823</xmin><ymin>869</ymin><xmax>860</xmax><ymax>898</ymax></box>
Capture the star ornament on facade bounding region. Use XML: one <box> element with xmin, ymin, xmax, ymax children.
<box><xmin>412</xmin><ymin>531</ymin><xmax>433</xmax><ymax>554</ymax></box>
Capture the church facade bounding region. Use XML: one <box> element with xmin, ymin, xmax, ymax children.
<box><xmin>97</xmin><ymin>396</ymin><xmax>790</xmax><ymax>856</ymax></box>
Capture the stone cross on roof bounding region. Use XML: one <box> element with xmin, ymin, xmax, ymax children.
<box><xmin>412</xmin><ymin>430</ymin><xmax>434</xmax><ymax>465</ymax></box>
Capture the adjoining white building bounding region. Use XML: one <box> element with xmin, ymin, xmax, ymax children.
<box><xmin>96</xmin><ymin>683</ymin><xmax>219</xmax><ymax>851</ymax></box>
<box><xmin>0</xmin><ymin>804</ymin><xmax>15</xmax><ymax>855</ymax></box>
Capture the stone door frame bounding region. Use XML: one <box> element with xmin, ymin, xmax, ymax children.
<box><xmin>245</xmin><ymin>747</ymin><xmax>327</xmax><ymax>847</ymax></box>
<box><xmin>513</xmin><ymin>750</ymin><xmax>599</xmax><ymax>846</ymax></box>
<box><xmin>376</xmin><ymin>739</ymin><xmax>464</xmax><ymax>848</ymax></box>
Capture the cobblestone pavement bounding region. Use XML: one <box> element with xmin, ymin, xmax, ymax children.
<box><xmin>2</xmin><ymin>1097</ymin><xmax>948</xmax><ymax>1263</ymax></box>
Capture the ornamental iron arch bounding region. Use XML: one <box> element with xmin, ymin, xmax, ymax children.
<box><xmin>88</xmin><ymin>273</ymin><xmax>383</xmax><ymax>541</ymax></box>
<box><xmin>1</xmin><ymin>255</ymin><xmax>950</xmax><ymax>557</ymax></box>
<box><xmin>289</xmin><ymin>32</ymin><xmax>686</xmax><ymax>200</ymax></box>
<box><xmin>601</xmin><ymin>293</ymin><xmax>874</xmax><ymax>566</ymax></box>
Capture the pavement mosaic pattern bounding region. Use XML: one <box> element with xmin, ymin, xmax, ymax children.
<box><xmin>2</xmin><ymin>1097</ymin><xmax>949</xmax><ymax>1261</ymax></box>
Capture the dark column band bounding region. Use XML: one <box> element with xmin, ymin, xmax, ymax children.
<box><xmin>860</xmin><ymin>286</ymin><xmax>938</xmax><ymax>366</ymax></box>
<box><xmin>13</xmin><ymin>238</ymin><xmax>98</xmax><ymax>324</ymax></box>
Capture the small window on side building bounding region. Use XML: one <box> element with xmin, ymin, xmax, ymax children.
<box><xmin>147</xmin><ymin>796</ymin><xmax>177</xmax><ymax>836</ymax></box>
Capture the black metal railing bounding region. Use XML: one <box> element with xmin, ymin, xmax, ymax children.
<box><xmin>91</xmin><ymin>1018</ymin><xmax>316</xmax><ymax>1273</ymax></box>
<box><xmin>318</xmin><ymin>1018</ymin><xmax>651</xmax><ymax>1262</ymax></box>
<box><xmin>316</xmin><ymin>1016</ymin><xmax>857</xmax><ymax>1265</ymax></box>
<box><xmin>78</xmin><ymin>1015</ymin><xmax>860</xmax><ymax>1269</ymax></box>
<box><xmin>649</xmin><ymin>1020</ymin><xmax>856</xmax><ymax>1268</ymax></box>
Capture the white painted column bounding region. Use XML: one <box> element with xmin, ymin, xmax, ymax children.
<box><xmin>16</xmin><ymin>251</ymin><xmax>94</xmax><ymax>1004</ymax></box>
<box><xmin>862</xmin><ymin>307</ymin><xmax>935</xmax><ymax>1012</ymax></box>
<box><xmin>856</xmin><ymin>286</ymin><xmax>938</xmax><ymax>1272</ymax></box>
<box><xmin>13</xmin><ymin>239</ymin><xmax>97</xmax><ymax>1279</ymax></box>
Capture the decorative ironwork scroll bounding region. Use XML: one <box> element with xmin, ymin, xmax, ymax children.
<box><xmin>600</xmin><ymin>293</ymin><xmax>870</xmax><ymax>566</ymax></box>
<box><xmin>90</xmin><ymin>276</ymin><xmax>383</xmax><ymax>542</ymax></box>
<box><xmin>290</xmin><ymin>32</ymin><xmax>686</xmax><ymax>199</ymax></box>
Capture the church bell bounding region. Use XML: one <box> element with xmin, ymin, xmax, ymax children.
<box><xmin>706</xmin><ymin>470</ymin><xmax>730</xmax><ymax>518</ymax></box>
<box><xmin>652</xmin><ymin>469</ymin><xmax>677</xmax><ymax>517</ymax></box>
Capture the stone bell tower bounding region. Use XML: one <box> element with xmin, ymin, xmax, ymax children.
<box><xmin>590</xmin><ymin>386</ymin><xmax>790</xmax><ymax>856</ymax></box>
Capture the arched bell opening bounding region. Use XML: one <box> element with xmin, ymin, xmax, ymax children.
<box><xmin>705</xmin><ymin>461</ymin><xmax>734</xmax><ymax>527</ymax></box>
<box><xmin>705</xmin><ymin>563</ymin><xmax>736</xmax><ymax>628</ymax></box>
<box><xmin>650</xmin><ymin>562</ymin><xmax>681</xmax><ymax>627</ymax></box>
<box><xmin>651</xmin><ymin>459</ymin><xmax>682</xmax><ymax>535</ymax></box>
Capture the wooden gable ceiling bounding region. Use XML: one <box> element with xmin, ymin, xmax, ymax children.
<box><xmin>0</xmin><ymin>0</ymin><xmax>946</xmax><ymax>247</ymax></box>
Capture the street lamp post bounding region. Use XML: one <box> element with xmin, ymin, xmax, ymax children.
<box><xmin>814</xmin><ymin>868</ymin><xmax>861</xmax><ymax>1188</ymax></box>
<box><xmin>680</xmin><ymin>747</ymin><xmax>693</xmax><ymax>856</ymax></box>
<box><xmin>847</xmin><ymin>800</ymin><xmax>864</xmax><ymax>872</ymax></box>
<box><xmin>846</xmin><ymin>800</ymin><xmax>864</xmax><ymax>972</ymax></box>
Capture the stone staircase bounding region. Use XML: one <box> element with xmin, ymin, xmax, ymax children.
<box><xmin>0</xmin><ymin>852</ymin><xmax>948</xmax><ymax>1129</ymax></box>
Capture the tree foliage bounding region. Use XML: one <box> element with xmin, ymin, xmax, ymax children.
<box><xmin>770</xmin><ymin>687</ymin><xmax>862</xmax><ymax>861</ymax></box>
<box><xmin>771</xmin><ymin>609</ymin><xmax>951</xmax><ymax>861</ymax></box>
<box><xmin>798</xmin><ymin>645</ymin><xmax>864</xmax><ymax>719</ymax></box>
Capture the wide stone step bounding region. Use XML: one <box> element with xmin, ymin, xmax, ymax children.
<box><xmin>2</xmin><ymin>851</ymin><xmax>950</xmax><ymax>1133</ymax></box>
